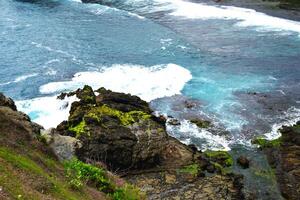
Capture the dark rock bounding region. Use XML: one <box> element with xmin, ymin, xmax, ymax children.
<box><xmin>261</xmin><ymin>122</ymin><xmax>300</xmax><ymax>200</ymax></box>
<box><xmin>53</xmin><ymin>86</ymin><xmax>246</xmax><ymax>199</ymax></box>
<box><xmin>167</xmin><ymin>118</ymin><xmax>181</xmax><ymax>126</ymax></box>
<box><xmin>237</xmin><ymin>156</ymin><xmax>250</xmax><ymax>169</ymax></box>
<box><xmin>55</xmin><ymin>87</ymin><xmax>167</xmax><ymax>169</ymax></box>
<box><xmin>95</xmin><ymin>87</ymin><xmax>151</xmax><ymax>113</ymax></box>
<box><xmin>76</xmin><ymin>85</ymin><xmax>96</xmax><ymax>104</ymax></box>
<box><xmin>184</xmin><ymin>100</ymin><xmax>196</xmax><ymax>109</ymax></box>
<box><xmin>0</xmin><ymin>93</ymin><xmax>17</xmax><ymax>111</ymax></box>
<box><xmin>57</xmin><ymin>92</ymin><xmax>67</xmax><ymax>100</ymax></box>
<box><xmin>190</xmin><ymin>119</ymin><xmax>211</xmax><ymax>128</ymax></box>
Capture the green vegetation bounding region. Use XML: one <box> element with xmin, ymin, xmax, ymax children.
<box><xmin>86</xmin><ymin>105</ymin><xmax>151</xmax><ymax>126</ymax></box>
<box><xmin>204</xmin><ymin>150</ymin><xmax>233</xmax><ymax>167</ymax></box>
<box><xmin>179</xmin><ymin>163</ymin><xmax>200</xmax><ymax>176</ymax></box>
<box><xmin>252</xmin><ymin>137</ymin><xmax>282</xmax><ymax>148</ymax></box>
<box><xmin>291</xmin><ymin>124</ymin><xmax>300</xmax><ymax>133</ymax></box>
<box><xmin>0</xmin><ymin>147</ymin><xmax>97</xmax><ymax>200</ymax></box>
<box><xmin>64</xmin><ymin>158</ymin><xmax>145</xmax><ymax>200</ymax></box>
<box><xmin>190</xmin><ymin>119</ymin><xmax>211</xmax><ymax>128</ymax></box>
<box><xmin>69</xmin><ymin>120</ymin><xmax>87</xmax><ymax>137</ymax></box>
<box><xmin>112</xmin><ymin>184</ymin><xmax>145</xmax><ymax>200</ymax></box>
<box><xmin>64</xmin><ymin>158</ymin><xmax>110</xmax><ymax>191</ymax></box>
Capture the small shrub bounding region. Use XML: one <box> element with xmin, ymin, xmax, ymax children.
<box><xmin>64</xmin><ymin>158</ymin><xmax>110</xmax><ymax>191</ymax></box>
<box><xmin>112</xmin><ymin>184</ymin><xmax>145</xmax><ymax>200</ymax></box>
<box><xmin>64</xmin><ymin>159</ymin><xmax>145</xmax><ymax>199</ymax></box>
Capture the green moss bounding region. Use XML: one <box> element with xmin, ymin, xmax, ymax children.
<box><xmin>190</xmin><ymin>119</ymin><xmax>211</xmax><ymax>128</ymax></box>
<box><xmin>204</xmin><ymin>150</ymin><xmax>233</xmax><ymax>167</ymax></box>
<box><xmin>69</xmin><ymin>120</ymin><xmax>87</xmax><ymax>137</ymax></box>
<box><xmin>86</xmin><ymin>105</ymin><xmax>151</xmax><ymax>126</ymax></box>
<box><xmin>179</xmin><ymin>164</ymin><xmax>200</xmax><ymax>176</ymax></box>
<box><xmin>253</xmin><ymin>168</ymin><xmax>276</xmax><ymax>182</ymax></box>
<box><xmin>252</xmin><ymin>137</ymin><xmax>282</xmax><ymax>148</ymax></box>
<box><xmin>291</xmin><ymin>124</ymin><xmax>300</xmax><ymax>133</ymax></box>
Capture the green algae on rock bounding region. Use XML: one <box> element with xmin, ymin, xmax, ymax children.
<box><xmin>204</xmin><ymin>150</ymin><xmax>234</xmax><ymax>167</ymax></box>
<box><xmin>252</xmin><ymin>137</ymin><xmax>282</xmax><ymax>148</ymax></box>
<box><xmin>190</xmin><ymin>119</ymin><xmax>211</xmax><ymax>128</ymax></box>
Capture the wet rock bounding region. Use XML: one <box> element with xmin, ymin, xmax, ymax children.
<box><xmin>0</xmin><ymin>92</ymin><xmax>17</xmax><ymax>111</ymax></box>
<box><xmin>57</xmin><ymin>92</ymin><xmax>67</xmax><ymax>100</ymax></box>
<box><xmin>167</xmin><ymin>118</ymin><xmax>181</xmax><ymax>126</ymax></box>
<box><xmin>190</xmin><ymin>119</ymin><xmax>211</xmax><ymax>128</ymax></box>
<box><xmin>53</xmin><ymin>86</ymin><xmax>246</xmax><ymax>199</ymax></box>
<box><xmin>259</xmin><ymin>123</ymin><xmax>300</xmax><ymax>200</ymax></box>
<box><xmin>237</xmin><ymin>156</ymin><xmax>250</xmax><ymax>169</ymax></box>
<box><xmin>184</xmin><ymin>100</ymin><xmax>196</xmax><ymax>109</ymax></box>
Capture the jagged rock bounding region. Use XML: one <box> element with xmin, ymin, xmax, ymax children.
<box><xmin>167</xmin><ymin>118</ymin><xmax>181</xmax><ymax>126</ymax></box>
<box><xmin>237</xmin><ymin>156</ymin><xmax>250</xmax><ymax>169</ymax></box>
<box><xmin>53</xmin><ymin>86</ymin><xmax>246</xmax><ymax>199</ymax></box>
<box><xmin>259</xmin><ymin>122</ymin><xmax>300</xmax><ymax>200</ymax></box>
<box><xmin>0</xmin><ymin>92</ymin><xmax>17</xmax><ymax>111</ymax></box>
<box><xmin>55</xmin><ymin>87</ymin><xmax>168</xmax><ymax>169</ymax></box>
<box><xmin>190</xmin><ymin>119</ymin><xmax>211</xmax><ymax>128</ymax></box>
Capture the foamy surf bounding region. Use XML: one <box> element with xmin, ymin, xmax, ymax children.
<box><xmin>0</xmin><ymin>73</ymin><xmax>38</xmax><ymax>86</ymax></box>
<box><xmin>265</xmin><ymin>107</ymin><xmax>300</xmax><ymax>140</ymax></box>
<box><xmin>157</xmin><ymin>0</ymin><xmax>300</xmax><ymax>35</ymax></box>
<box><xmin>16</xmin><ymin>95</ymin><xmax>78</xmax><ymax>129</ymax></box>
<box><xmin>39</xmin><ymin>63</ymin><xmax>192</xmax><ymax>102</ymax></box>
<box><xmin>166</xmin><ymin>119</ymin><xmax>231</xmax><ymax>151</ymax></box>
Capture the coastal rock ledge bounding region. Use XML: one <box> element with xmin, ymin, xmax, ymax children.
<box><xmin>0</xmin><ymin>88</ymin><xmax>245</xmax><ymax>200</ymax></box>
<box><xmin>53</xmin><ymin>86</ymin><xmax>245</xmax><ymax>199</ymax></box>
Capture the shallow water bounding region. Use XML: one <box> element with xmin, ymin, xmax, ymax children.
<box><xmin>0</xmin><ymin>0</ymin><xmax>300</xmax><ymax>150</ymax></box>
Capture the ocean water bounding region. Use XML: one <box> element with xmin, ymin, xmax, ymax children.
<box><xmin>1</xmin><ymin>0</ymin><xmax>300</xmax><ymax>151</ymax></box>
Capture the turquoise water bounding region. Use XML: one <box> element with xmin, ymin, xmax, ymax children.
<box><xmin>0</xmin><ymin>0</ymin><xmax>300</xmax><ymax>150</ymax></box>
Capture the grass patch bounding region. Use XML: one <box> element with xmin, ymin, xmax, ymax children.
<box><xmin>179</xmin><ymin>164</ymin><xmax>200</xmax><ymax>176</ymax></box>
<box><xmin>69</xmin><ymin>120</ymin><xmax>87</xmax><ymax>137</ymax></box>
<box><xmin>64</xmin><ymin>158</ymin><xmax>145</xmax><ymax>200</ymax></box>
<box><xmin>0</xmin><ymin>147</ymin><xmax>97</xmax><ymax>200</ymax></box>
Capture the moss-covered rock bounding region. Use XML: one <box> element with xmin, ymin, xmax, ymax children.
<box><xmin>190</xmin><ymin>119</ymin><xmax>211</xmax><ymax>128</ymax></box>
<box><xmin>179</xmin><ymin>163</ymin><xmax>200</xmax><ymax>176</ymax></box>
<box><xmin>252</xmin><ymin>137</ymin><xmax>282</xmax><ymax>148</ymax></box>
<box><xmin>56</xmin><ymin>87</ymin><xmax>168</xmax><ymax>170</ymax></box>
<box><xmin>204</xmin><ymin>150</ymin><xmax>234</xmax><ymax>167</ymax></box>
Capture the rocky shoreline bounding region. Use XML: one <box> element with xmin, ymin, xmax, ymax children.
<box><xmin>0</xmin><ymin>87</ymin><xmax>245</xmax><ymax>200</ymax></box>
<box><xmin>1</xmin><ymin>86</ymin><xmax>299</xmax><ymax>199</ymax></box>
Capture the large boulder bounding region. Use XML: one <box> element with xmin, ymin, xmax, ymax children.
<box><xmin>55</xmin><ymin>86</ymin><xmax>168</xmax><ymax>169</ymax></box>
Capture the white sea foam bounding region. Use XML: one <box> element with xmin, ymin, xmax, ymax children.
<box><xmin>0</xmin><ymin>73</ymin><xmax>38</xmax><ymax>86</ymax></box>
<box><xmin>157</xmin><ymin>0</ymin><xmax>300</xmax><ymax>34</ymax></box>
<box><xmin>265</xmin><ymin>107</ymin><xmax>300</xmax><ymax>140</ymax></box>
<box><xmin>16</xmin><ymin>95</ymin><xmax>78</xmax><ymax>129</ymax></box>
<box><xmin>39</xmin><ymin>63</ymin><xmax>192</xmax><ymax>102</ymax></box>
<box><xmin>166</xmin><ymin>119</ymin><xmax>231</xmax><ymax>151</ymax></box>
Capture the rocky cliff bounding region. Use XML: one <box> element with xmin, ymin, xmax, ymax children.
<box><xmin>254</xmin><ymin>122</ymin><xmax>300</xmax><ymax>200</ymax></box>
<box><xmin>1</xmin><ymin>87</ymin><xmax>247</xmax><ymax>199</ymax></box>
